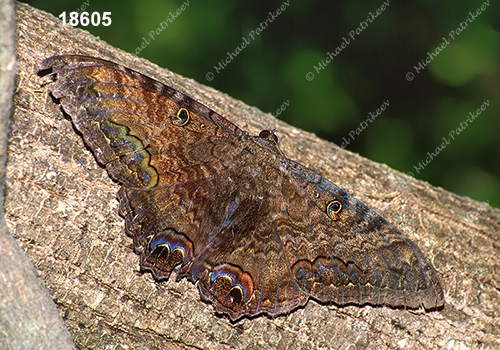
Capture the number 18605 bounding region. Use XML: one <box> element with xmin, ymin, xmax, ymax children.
<box><xmin>59</xmin><ymin>12</ymin><xmax>112</xmax><ymax>27</ymax></box>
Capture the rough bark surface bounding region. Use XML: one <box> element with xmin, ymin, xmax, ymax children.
<box><xmin>5</xmin><ymin>3</ymin><xmax>500</xmax><ymax>349</ymax></box>
<box><xmin>0</xmin><ymin>1</ymin><xmax>76</xmax><ymax>349</ymax></box>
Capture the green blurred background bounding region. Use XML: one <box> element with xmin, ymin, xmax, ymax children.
<box><xmin>27</xmin><ymin>0</ymin><xmax>500</xmax><ymax>208</ymax></box>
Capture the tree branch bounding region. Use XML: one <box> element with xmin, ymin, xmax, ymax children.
<box><xmin>0</xmin><ymin>1</ymin><xmax>75</xmax><ymax>349</ymax></box>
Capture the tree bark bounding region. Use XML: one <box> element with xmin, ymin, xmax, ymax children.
<box><xmin>0</xmin><ymin>1</ymin><xmax>76</xmax><ymax>349</ymax></box>
<box><xmin>5</xmin><ymin>2</ymin><xmax>500</xmax><ymax>349</ymax></box>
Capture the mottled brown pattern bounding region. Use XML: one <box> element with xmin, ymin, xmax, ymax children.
<box><xmin>39</xmin><ymin>55</ymin><xmax>443</xmax><ymax>320</ymax></box>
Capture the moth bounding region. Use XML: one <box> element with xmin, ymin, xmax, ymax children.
<box><xmin>39</xmin><ymin>55</ymin><xmax>444</xmax><ymax>320</ymax></box>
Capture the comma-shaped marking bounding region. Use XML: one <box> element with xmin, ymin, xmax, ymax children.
<box><xmin>326</xmin><ymin>199</ymin><xmax>342</xmax><ymax>221</ymax></box>
<box><xmin>172</xmin><ymin>108</ymin><xmax>190</xmax><ymax>126</ymax></box>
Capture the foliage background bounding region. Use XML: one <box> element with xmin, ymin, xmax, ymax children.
<box><xmin>26</xmin><ymin>0</ymin><xmax>500</xmax><ymax>208</ymax></box>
